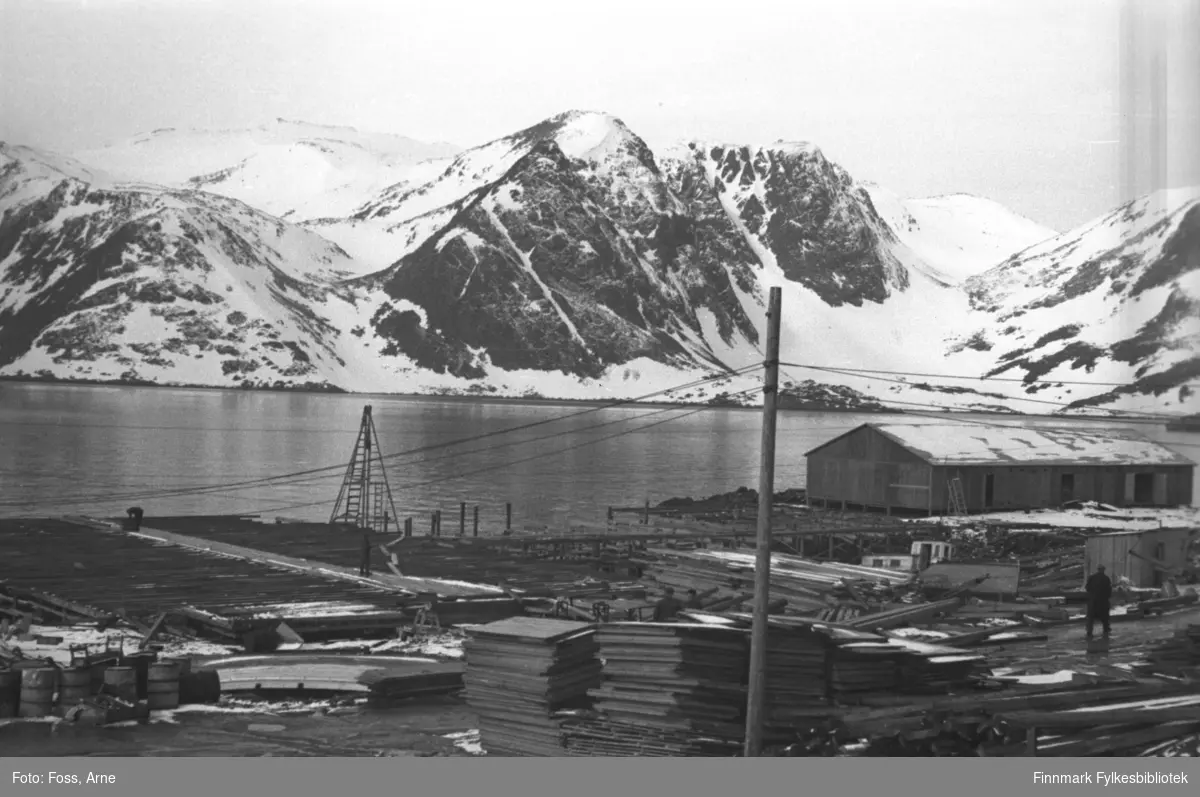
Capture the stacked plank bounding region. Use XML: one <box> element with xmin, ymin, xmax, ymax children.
<box><xmin>462</xmin><ymin>617</ymin><xmax>601</xmax><ymax>756</ymax></box>
<box><xmin>987</xmin><ymin>690</ymin><xmax>1200</xmax><ymax>756</ymax></box>
<box><xmin>814</xmin><ymin>679</ymin><xmax>1200</xmax><ymax>756</ymax></box>
<box><xmin>636</xmin><ymin>549</ymin><xmax>913</xmax><ymax>615</ymax></box>
<box><xmin>844</xmin><ymin>598</ymin><xmax>963</xmax><ymax>631</ymax></box>
<box><xmin>561</xmin><ymin>622</ymin><xmax>749</xmax><ymax>756</ymax></box>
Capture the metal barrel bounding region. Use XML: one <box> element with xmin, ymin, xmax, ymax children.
<box><xmin>145</xmin><ymin>662</ymin><xmax>182</xmax><ymax>711</ymax></box>
<box><xmin>0</xmin><ymin>669</ymin><xmax>20</xmax><ymax>718</ymax></box>
<box><xmin>18</xmin><ymin>668</ymin><xmax>58</xmax><ymax>718</ymax></box>
<box><xmin>103</xmin><ymin>666</ymin><xmax>138</xmax><ymax>703</ymax></box>
<box><xmin>179</xmin><ymin>670</ymin><xmax>221</xmax><ymax>705</ymax></box>
<box><xmin>57</xmin><ymin>667</ymin><xmax>92</xmax><ymax>712</ymax></box>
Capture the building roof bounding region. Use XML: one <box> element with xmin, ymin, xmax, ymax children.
<box><xmin>805</xmin><ymin>422</ymin><xmax>1196</xmax><ymax>467</ymax></box>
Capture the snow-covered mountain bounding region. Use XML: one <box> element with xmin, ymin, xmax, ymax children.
<box><xmin>0</xmin><ymin>143</ymin><xmax>366</xmax><ymax>389</ymax></box>
<box><xmin>865</xmin><ymin>186</ymin><xmax>1057</xmax><ymax>285</ymax></box>
<box><xmin>73</xmin><ymin>119</ymin><xmax>461</xmax><ymax>226</ymax></box>
<box><xmin>957</xmin><ymin>186</ymin><xmax>1200</xmax><ymax>410</ymax></box>
<box><xmin>3</xmin><ymin>110</ymin><xmax>1196</xmax><ymax>414</ymax></box>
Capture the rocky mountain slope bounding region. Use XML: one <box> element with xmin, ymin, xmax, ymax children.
<box><xmin>3</xmin><ymin>110</ymin><xmax>1196</xmax><ymax>415</ymax></box>
<box><xmin>0</xmin><ymin>144</ymin><xmax>367</xmax><ymax>390</ymax></box>
<box><xmin>957</xmin><ymin>186</ymin><xmax>1200</xmax><ymax>410</ymax></box>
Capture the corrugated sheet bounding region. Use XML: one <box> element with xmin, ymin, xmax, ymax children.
<box><xmin>863</xmin><ymin>423</ymin><xmax>1194</xmax><ymax>467</ymax></box>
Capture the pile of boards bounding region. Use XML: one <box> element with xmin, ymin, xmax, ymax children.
<box><xmin>462</xmin><ymin>617</ymin><xmax>600</xmax><ymax>756</ymax></box>
<box><xmin>781</xmin><ymin>678</ymin><xmax>1200</xmax><ymax>757</ymax></box>
<box><xmin>634</xmin><ymin>549</ymin><xmax>913</xmax><ymax>616</ymax></box>
<box><xmin>561</xmin><ymin>622</ymin><xmax>748</xmax><ymax>756</ymax></box>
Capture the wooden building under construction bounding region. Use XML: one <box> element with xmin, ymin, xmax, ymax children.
<box><xmin>804</xmin><ymin>422</ymin><xmax>1195</xmax><ymax>515</ymax></box>
<box><xmin>1083</xmin><ymin>527</ymin><xmax>1194</xmax><ymax>589</ymax></box>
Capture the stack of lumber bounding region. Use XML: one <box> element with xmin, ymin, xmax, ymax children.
<box><xmin>844</xmin><ymin>598</ymin><xmax>963</xmax><ymax>631</ymax></box>
<box><xmin>814</xmin><ymin>605</ymin><xmax>862</xmax><ymax>623</ymax></box>
<box><xmin>561</xmin><ymin>622</ymin><xmax>749</xmax><ymax>756</ymax></box>
<box><xmin>462</xmin><ymin>617</ymin><xmax>601</xmax><ymax>756</ymax></box>
<box><xmin>363</xmin><ymin>668</ymin><xmax>465</xmax><ymax>708</ymax></box>
<box><xmin>797</xmin><ymin>678</ymin><xmax>1200</xmax><ymax>757</ymax></box>
<box><xmin>558</xmin><ymin>712</ymin><xmax>743</xmax><ymax>757</ymax></box>
<box><xmin>987</xmin><ymin>690</ymin><xmax>1200</xmax><ymax>756</ymax></box>
<box><xmin>636</xmin><ymin>549</ymin><xmax>912</xmax><ymax>615</ymax></box>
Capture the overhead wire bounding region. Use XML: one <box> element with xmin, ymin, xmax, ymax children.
<box><xmin>186</xmin><ymin>384</ymin><xmax>768</xmax><ymax>518</ymax></box>
<box><xmin>0</xmin><ymin>367</ymin><xmax>766</xmax><ymax>510</ymax></box>
<box><xmin>777</xmin><ymin>362</ymin><xmax>1200</xmax><ymax>390</ymax></box>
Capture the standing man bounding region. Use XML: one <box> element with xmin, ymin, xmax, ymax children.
<box><xmin>359</xmin><ymin>532</ymin><xmax>372</xmax><ymax>577</ymax></box>
<box><xmin>684</xmin><ymin>588</ymin><xmax>703</xmax><ymax>610</ymax></box>
<box><xmin>1085</xmin><ymin>564</ymin><xmax>1113</xmax><ymax>639</ymax></box>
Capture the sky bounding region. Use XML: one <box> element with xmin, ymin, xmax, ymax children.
<box><xmin>2</xmin><ymin>0</ymin><xmax>1199</xmax><ymax>231</ymax></box>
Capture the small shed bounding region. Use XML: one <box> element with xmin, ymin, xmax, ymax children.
<box><xmin>805</xmin><ymin>422</ymin><xmax>1195</xmax><ymax>514</ymax></box>
<box><xmin>1083</xmin><ymin>527</ymin><xmax>1193</xmax><ymax>589</ymax></box>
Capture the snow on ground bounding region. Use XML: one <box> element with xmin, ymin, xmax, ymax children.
<box><xmin>3</xmin><ymin>625</ymin><xmax>237</xmax><ymax>666</ymax></box>
<box><xmin>272</xmin><ymin>632</ymin><xmax>465</xmax><ymax>659</ymax></box>
<box><xmin>865</xmin><ymin>185</ymin><xmax>1057</xmax><ymax>285</ymax></box>
<box><xmin>3</xmin><ymin>624</ymin><xmax>466</xmax><ymax>666</ymax></box>
<box><xmin>887</xmin><ymin>627</ymin><xmax>950</xmax><ymax>641</ymax></box>
<box><xmin>73</xmin><ymin>119</ymin><xmax>461</xmax><ymax>222</ymax></box>
<box><xmin>442</xmin><ymin>729</ymin><xmax>484</xmax><ymax>755</ymax></box>
<box><xmin>922</xmin><ymin>504</ymin><xmax>1200</xmax><ymax>530</ymax></box>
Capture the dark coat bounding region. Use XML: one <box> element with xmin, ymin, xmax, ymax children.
<box><xmin>652</xmin><ymin>596</ymin><xmax>684</xmax><ymax>622</ymax></box>
<box><xmin>1085</xmin><ymin>572</ymin><xmax>1113</xmax><ymax>606</ymax></box>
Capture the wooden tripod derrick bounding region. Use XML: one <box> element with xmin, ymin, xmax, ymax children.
<box><xmin>329</xmin><ymin>405</ymin><xmax>400</xmax><ymax>533</ymax></box>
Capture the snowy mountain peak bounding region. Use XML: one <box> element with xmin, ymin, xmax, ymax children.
<box><xmin>545</xmin><ymin>110</ymin><xmax>639</xmax><ymax>161</ymax></box>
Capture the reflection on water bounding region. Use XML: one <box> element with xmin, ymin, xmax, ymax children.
<box><xmin>0</xmin><ymin>383</ymin><xmax>1195</xmax><ymax>528</ymax></box>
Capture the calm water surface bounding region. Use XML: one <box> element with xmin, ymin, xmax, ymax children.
<box><xmin>1</xmin><ymin>384</ymin><xmax>1196</xmax><ymax>528</ymax></box>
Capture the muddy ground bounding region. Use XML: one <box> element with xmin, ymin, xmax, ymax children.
<box><xmin>0</xmin><ymin>695</ymin><xmax>479</xmax><ymax>757</ymax></box>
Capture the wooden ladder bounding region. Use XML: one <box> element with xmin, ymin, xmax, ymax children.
<box><xmin>947</xmin><ymin>477</ymin><xmax>968</xmax><ymax>516</ymax></box>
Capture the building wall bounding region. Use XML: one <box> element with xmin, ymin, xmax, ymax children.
<box><xmin>930</xmin><ymin>464</ymin><xmax>1194</xmax><ymax>513</ymax></box>
<box><xmin>806</xmin><ymin>426</ymin><xmax>933</xmax><ymax>511</ymax></box>
<box><xmin>1084</xmin><ymin>528</ymin><xmax>1192</xmax><ymax>588</ymax></box>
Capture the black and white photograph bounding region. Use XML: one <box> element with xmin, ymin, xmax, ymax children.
<box><xmin>2</xmin><ymin>0</ymin><xmax>1199</xmax><ymax>770</ymax></box>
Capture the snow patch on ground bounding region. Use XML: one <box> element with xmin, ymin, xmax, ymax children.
<box><xmin>3</xmin><ymin>625</ymin><xmax>237</xmax><ymax>666</ymax></box>
<box><xmin>442</xmin><ymin>729</ymin><xmax>484</xmax><ymax>755</ymax></box>
<box><xmin>922</xmin><ymin>505</ymin><xmax>1200</xmax><ymax>530</ymax></box>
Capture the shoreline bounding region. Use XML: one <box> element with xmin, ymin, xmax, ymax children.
<box><xmin>0</xmin><ymin>374</ymin><xmax>1171</xmax><ymax>424</ymax></box>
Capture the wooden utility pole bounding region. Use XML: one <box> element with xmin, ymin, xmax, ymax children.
<box><xmin>744</xmin><ymin>286</ymin><xmax>782</xmax><ymax>758</ymax></box>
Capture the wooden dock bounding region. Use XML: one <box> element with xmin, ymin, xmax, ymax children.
<box><xmin>0</xmin><ymin>517</ymin><xmax>515</xmax><ymax>642</ymax></box>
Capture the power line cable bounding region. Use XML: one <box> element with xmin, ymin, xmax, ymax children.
<box><xmin>0</xmin><ymin>365</ymin><xmax>759</xmax><ymax>503</ymax></box>
<box><xmin>68</xmin><ymin>384</ymin><xmax>767</xmax><ymax>518</ymax></box>
<box><xmin>0</xmin><ymin>370</ymin><xmax>766</xmax><ymax>510</ymax></box>
<box><xmin>778</xmin><ymin>362</ymin><xmax>1200</xmax><ymax>390</ymax></box>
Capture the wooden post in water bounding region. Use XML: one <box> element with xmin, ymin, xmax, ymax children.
<box><xmin>473</xmin><ymin>506</ymin><xmax>480</xmax><ymax>537</ymax></box>
<box><xmin>405</xmin><ymin>518</ymin><xmax>412</xmax><ymax>538</ymax></box>
<box><xmin>430</xmin><ymin>512</ymin><xmax>437</xmax><ymax>537</ymax></box>
<box><xmin>744</xmin><ymin>285</ymin><xmax>782</xmax><ymax>759</ymax></box>
<box><xmin>643</xmin><ymin>500</ymin><xmax>650</xmax><ymax>524</ymax></box>
<box><xmin>506</xmin><ymin>503</ymin><xmax>512</xmax><ymax>532</ymax></box>
<box><xmin>460</xmin><ymin>502</ymin><xmax>467</xmax><ymax>536</ymax></box>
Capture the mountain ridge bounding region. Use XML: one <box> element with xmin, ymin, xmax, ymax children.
<box><xmin>2</xmin><ymin>111</ymin><xmax>1196</xmax><ymax>415</ymax></box>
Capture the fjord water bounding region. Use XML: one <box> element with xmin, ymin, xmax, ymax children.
<box><xmin>1</xmin><ymin>383</ymin><xmax>1196</xmax><ymax>527</ymax></box>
